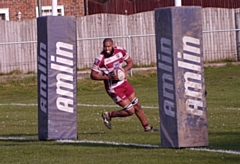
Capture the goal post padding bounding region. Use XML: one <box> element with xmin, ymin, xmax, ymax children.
<box><xmin>155</xmin><ymin>6</ymin><xmax>208</xmax><ymax>148</ymax></box>
<box><xmin>37</xmin><ymin>16</ymin><xmax>77</xmax><ymax>140</ymax></box>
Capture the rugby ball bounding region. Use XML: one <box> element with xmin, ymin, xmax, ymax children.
<box><xmin>114</xmin><ymin>67</ymin><xmax>125</xmax><ymax>81</ymax></box>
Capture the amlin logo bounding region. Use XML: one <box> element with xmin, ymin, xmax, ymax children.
<box><xmin>38</xmin><ymin>42</ymin><xmax>47</xmax><ymax>114</ymax></box>
<box><xmin>157</xmin><ymin>36</ymin><xmax>204</xmax><ymax>118</ymax></box>
<box><xmin>177</xmin><ymin>36</ymin><xmax>203</xmax><ymax>116</ymax></box>
<box><xmin>51</xmin><ymin>42</ymin><xmax>75</xmax><ymax>113</ymax></box>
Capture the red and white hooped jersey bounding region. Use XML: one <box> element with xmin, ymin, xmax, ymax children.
<box><xmin>91</xmin><ymin>46</ymin><xmax>129</xmax><ymax>89</ymax></box>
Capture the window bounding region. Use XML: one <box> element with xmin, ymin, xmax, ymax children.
<box><xmin>36</xmin><ymin>5</ymin><xmax>64</xmax><ymax>17</ymax></box>
<box><xmin>0</xmin><ymin>8</ymin><xmax>10</xmax><ymax>21</ymax></box>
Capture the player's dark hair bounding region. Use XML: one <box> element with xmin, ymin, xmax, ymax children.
<box><xmin>103</xmin><ymin>38</ymin><xmax>113</xmax><ymax>44</ymax></box>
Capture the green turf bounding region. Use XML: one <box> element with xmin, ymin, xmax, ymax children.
<box><xmin>0</xmin><ymin>65</ymin><xmax>240</xmax><ymax>163</ymax></box>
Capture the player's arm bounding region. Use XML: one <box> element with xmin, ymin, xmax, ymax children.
<box><xmin>123</xmin><ymin>57</ymin><xmax>133</xmax><ymax>72</ymax></box>
<box><xmin>91</xmin><ymin>55</ymin><xmax>113</xmax><ymax>81</ymax></box>
<box><xmin>90</xmin><ymin>70</ymin><xmax>110</xmax><ymax>80</ymax></box>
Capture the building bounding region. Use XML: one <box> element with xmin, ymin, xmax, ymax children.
<box><xmin>0</xmin><ymin>0</ymin><xmax>85</xmax><ymax>21</ymax></box>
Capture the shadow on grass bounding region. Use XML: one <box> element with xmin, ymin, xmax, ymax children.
<box><xmin>208</xmin><ymin>131</ymin><xmax>240</xmax><ymax>150</ymax></box>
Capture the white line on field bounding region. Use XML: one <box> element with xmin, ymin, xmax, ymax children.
<box><xmin>187</xmin><ymin>148</ymin><xmax>240</xmax><ymax>155</ymax></box>
<box><xmin>0</xmin><ymin>103</ymin><xmax>37</xmax><ymax>106</ymax></box>
<box><xmin>2</xmin><ymin>103</ymin><xmax>240</xmax><ymax>111</ymax></box>
<box><xmin>226</xmin><ymin>107</ymin><xmax>240</xmax><ymax>110</ymax></box>
<box><xmin>0</xmin><ymin>137</ymin><xmax>240</xmax><ymax>155</ymax></box>
<box><xmin>1</xmin><ymin>103</ymin><xmax>240</xmax><ymax>110</ymax></box>
<box><xmin>0</xmin><ymin>103</ymin><xmax>159</xmax><ymax>109</ymax></box>
<box><xmin>57</xmin><ymin>139</ymin><xmax>160</xmax><ymax>148</ymax></box>
<box><xmin>58</xmin><ymin>140</ymin><xmax>240</xmax><ymax>155</ymax></box>
<box><xmin>0</xmin><ymin>137</ymin><xmax>38</xmax><ymax>141</ymax></box>
<box><xmin>78</xmin><ymin>103</ymin><xmax>158</xmax><ymax>109</ymax></box>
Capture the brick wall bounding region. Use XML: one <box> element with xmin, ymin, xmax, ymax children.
<box><xmin>89</xmin><ymin>0</ymin><xmax>240</xmax><ymax>15</ymax></box>
<box><xmin>0</xmin><ymin>0</ymin><xmax>85</xmax><ymax>21</ymax></box>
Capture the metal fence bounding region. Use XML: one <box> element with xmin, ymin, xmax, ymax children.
<box><xmin>0</xmin><ymin>8</ymin><xmax>240</xmax><ymax>73</ymax></box>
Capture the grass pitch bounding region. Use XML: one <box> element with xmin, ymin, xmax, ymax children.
<box><xmin>0</xmin><ymin>65</ymin><xmax>240</xmax><ymax>163</ymax></box>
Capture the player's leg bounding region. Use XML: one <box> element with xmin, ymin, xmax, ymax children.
<box><xmin>110</xmin><ymin>99</ymin><xmax>135</xmax><ymax>117</ymax></box>
<box><xmin>102</xmin><ymin>99</ymin><xmax>135</xmax><ymax>129</ymax></box>
<box><xmin>124</xmin><ymin>82</ymin><xmax>152</xmax><ymax>131</ymax></box>
<box><xmin>127</xmin><ymin>93</ymin><xmax>152</xmax><ymax>131</ymax></box>
<box><xmin>106</xmin><ymin>82</ymin><xmax>136</xmax><ymax>116</ymax></box>
<box><xmin>101</xmin><ymin>84</ymin><xmax>135</xmax><ymax>129</ymax></box>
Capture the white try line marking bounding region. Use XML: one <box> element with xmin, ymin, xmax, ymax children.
<box><xmin>187</xmin><ymin>148</ymin><xmax>240</xmax><ymax>155</ymax></box>
<box><xmin>57</xmin><ymin>139</ymin><xmax>160</xmax><ymax>148</ymax></box>
<box><xmin>0</xmin><ymin>137</ymin><xmax>240</xmax><ymax>155</ymax></box>
<box><xmin>0</xmin><ymin>137</ymin><xmax>38</xmax><ymax>141</ymax></box>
